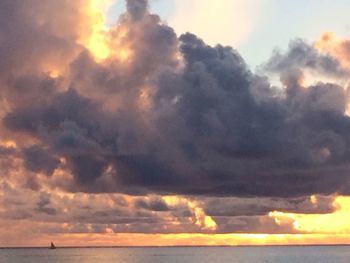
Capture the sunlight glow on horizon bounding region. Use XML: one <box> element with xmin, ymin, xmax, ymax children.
<box><xmin>4</xmin><ymin>232</ymin><xmax>350</xmax><ymax>247</ymax></box>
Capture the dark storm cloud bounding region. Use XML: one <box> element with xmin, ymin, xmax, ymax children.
<box><xmin>134</xmin><ymin>197</ymin><xmax>170</xmax><ymax>212</ymax></box>
<box><xmin>4</xmin><ymin>88</ymin><xmax>116</xmax><ymax>185</ymax></box>
<box><xmin>22</xmin><ymin>145</ymin><xmax>60</xmax><ymax>176</ymax></box>
<box><xmin>146</xmin><ymin>33</ymin><xmax>350</xmax><ymax>197</ymax></box>
<box><xmin>2</xmin><ymin>0</ymin><xmax>350</xmax><ymax>201</ymax></box>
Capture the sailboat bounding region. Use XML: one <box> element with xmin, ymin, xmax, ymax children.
<box><xmin>50</xmin><ymin>242</ymin><xmax>56</xmax><ymax>249</ymax></box>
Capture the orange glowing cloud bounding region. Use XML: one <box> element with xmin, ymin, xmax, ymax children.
<box><xmin>79</xmin><ymin>0</ymin><xmax>112</xmax><ymax>61</ymax></box>
<box><xmin>78</xmin><ymin>1</ymin><xmax>135</xmax><ymax>63</ymax></box>
<box><xmin>269</xmin><ymin>196</ymin><xmax>350</xmax><ymax>234</ymax></box>
<box><xmin>315</xmin><ymin>32</ymin><xmax>350</xmax><ymax>70</ymax></box>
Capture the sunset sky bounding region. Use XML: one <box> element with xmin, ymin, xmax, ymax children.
<box><xmin>1</xmin><ymin>0</ymin><xmax>350</xmax><ymax>247</ymax></box>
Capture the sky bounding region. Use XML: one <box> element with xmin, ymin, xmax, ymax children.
<box><xmin>108</xmin><ymin>0</ymin><xmax>350</xmax><ymax>67</ymax></box>
<box><xmin>1</xmin><ymin>0</ymin><xmax>350</xmax><ymax>247</ymax></box>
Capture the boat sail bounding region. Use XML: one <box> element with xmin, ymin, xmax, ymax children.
<box><xmin>50</xmin><ymin>242</ymin><xmax>56</xmax><ymax>249</ymax></box>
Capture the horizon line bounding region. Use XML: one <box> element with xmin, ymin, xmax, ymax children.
<box><xmin>2</xmin><ymin>244</ymin><xmax>350</xmax><ymax>249</ymax></box>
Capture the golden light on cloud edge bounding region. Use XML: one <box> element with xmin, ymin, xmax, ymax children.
<box><xmin>1</xmin><ymin>195</ymin><xmax>350</xmax><ymax>247</ymax></box>
<box><xmin>314</xmin><ymin>33</ymin><xmax>350</xmax><ymax>116</ymax></box>
<box><xmin>269</xmin><ymin>196</ymin><xmax>350</xmax><ymax>234</ymax></box>
<box><xmin>80</xmin><ymin>0</ymin><xmax>112</xmax><ymax>61</ymax></box>
<box><xmin>315</xmin><ymin>32</ymin><xmax>350</xmax><ymax>69</ymax></box>
<box><xmin>80</xmin><ymin>0</ymin><xmax>134</xmax><ymax>63</ymax></box>
<box><xmin>59</xmin><ymin>195</ymin><xmax>350</xmax><ymax>246</ymax></box>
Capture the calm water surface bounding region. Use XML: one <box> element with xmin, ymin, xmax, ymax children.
<box><xmin>1</xmin><ymin>246</ymin><xmax>349</xmax><ymax>263</ymax></box>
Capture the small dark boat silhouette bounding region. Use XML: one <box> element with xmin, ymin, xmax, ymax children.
<box><xmin>50</xmin><ymin>242</ymin><xmax>56</xmax><ymax>249</ymax></box>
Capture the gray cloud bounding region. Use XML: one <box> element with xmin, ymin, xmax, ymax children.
<box><xmin>23</xmin><ymin>145</ymin><xmax>60</xmax><ymax>176</ymax></box>
<box><xmin>200</xmin><ymin>196</ymin><xmax>336</xmax><ymax>217</ymax></box>
<box><xmin>36</xmin><ymin>192</ymin><xmax>57</xmax><ymax>216</ymax></box>
<box><xmin>263</xmin><ymin>38</ymin><xmax>348</xmax><ymax>79</ymax></box>
<box><xmin>134</xmin><ymin>197</ymin><xmax>170</xmax><ymax>212</ymax></box>
<box><xmin>126</xmin><ymin>0</ymin><xmax>148</xmax><ymax>21</ymax></box>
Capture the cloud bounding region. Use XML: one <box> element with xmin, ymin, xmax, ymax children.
<box><xmin>22</xmin><ymin>145</ymin><xmax>60</xmax><ymax>176</ymax></box>
<box><xmin>36</xmin><ymin>192</ymin><xmax>57</xmax><ymax>215</ymax></box>
<box><xmin>3</xmin><ymin>0</ymin><xmax>350</xmax><ymax>199</ymax></box>
<box><xmin>134</xmin><ymin>197</ymin><xmax>170</xmax><ymax>211</ymax></box>
<box><xmin>262</xmin><ymin>38</ymin><xmax>349</xmax><ymax>93</ymax></box>
<box><xmin>201</xmin><ymin>195</ymin><xmax>336</xmax><ymax>217</ymax></box>
<box><xmin>1</xmin><ymin>0</ymin><xmax>350</xmax><ymax>240</ymax></box>
<box><xmin>315</xmin><ymin>32</ymin><xmax>350</xmax><ymax>70</ymax></box>
<box><xmin>126</xmin><ymin>0</ymin><xmax>148</xmax><ymax>21</ymax></box>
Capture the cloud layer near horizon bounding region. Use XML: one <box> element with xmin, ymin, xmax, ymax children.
<box><xmin>1</xmin><ymin>0</ymin><xmax>350</xmax><ymax>242</ymax></box>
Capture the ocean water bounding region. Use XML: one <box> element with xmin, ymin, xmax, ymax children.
<box><xmin>1</xmin><ymin>246</ymin><xmax>349</xmax><ymax>263</ymax></box>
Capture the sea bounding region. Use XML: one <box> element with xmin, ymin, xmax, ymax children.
<box><xmin>0</xmin><ymin>246</ymin><xmax>349</xmax><ymax>263</ymax></box>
